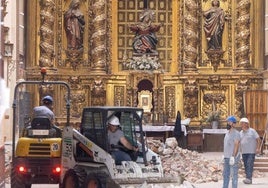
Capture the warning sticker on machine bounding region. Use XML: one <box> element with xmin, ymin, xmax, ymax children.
<box><xmin>51</xmin><ymin>143</ymin><xmax>59</xmax><ymax>151</ymax></box>
<box><xmin>63</xmin><ymin>137</ymin><xmax>72</xmax><ymax>157</ymax></box>
<box><xmin>32</xmin><ymin>129</ymin><xmax>49</xmax><ymax>135</ymax></box>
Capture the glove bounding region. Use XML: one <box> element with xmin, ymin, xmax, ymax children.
<box><xmin>221</xmin><ymin>155</ymin><xmax>224</xmax><ymax>164</ymax></box>
<box><xmin>229</xmin><ymin>156</ymin><xmax>235</xmax><ymax>165</ymax></box>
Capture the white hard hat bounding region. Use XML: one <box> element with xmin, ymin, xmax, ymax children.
<box><xmin>240</xmin><ymin>117</ymin><xmax>249</xmax><ymax>124</ymax></box>
<box><xmin>108</xmin><ymin>116</ymin><xmax>120</xmax><ymax>126</ymax></box>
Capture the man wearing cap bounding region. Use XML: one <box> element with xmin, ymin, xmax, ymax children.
<box><xmin>107</xmin><ymin>116</ymin><xmax>138</xmax><ymax>165</ymax></box>
<box><xmin>31</xmin><ymin>95</ymin><xmax>61</xmax><ymax>137</ymax></box>
<box><xmin>33</xmin><ymin>95</ymin><xmax>55</xmax><ymax>124</ymax></box>
<box><xmin>240</xmin><ymin>117</ymin><xmax>261</xmax><ymax>184</ymax></box>
<box><xmin>222</xmin><ymin>116</ymin><xmax>240</xmax><ymax>188</ymax></box>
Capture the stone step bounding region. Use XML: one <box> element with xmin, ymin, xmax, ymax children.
<box><xmin>254</xmin><ymin>163</ymin><xmax>268</xmax><ymax>167</ymax></box>
<box><xmin>254</xmin><ymin>167</ymin><xmax>268</xmax><ymax>172</ymax></box>
<box><xmin>254</xmin><ymin>157</ymin><xmax>268</xmax><ymax>172</ymax></box>
<box><xmin>242</xmin><ymin>157</ymin><xmax>268</xmax><ymax>172</ymax></box>
<box><xmin>255</xmin><ymin>158</ymin><xmax>268</xmax><ymax>162</ymax></box>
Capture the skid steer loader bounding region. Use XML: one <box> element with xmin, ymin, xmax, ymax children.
<box><xmin>60</xmin><ymin>106</ymin><xmax>180</xmax><ymax>188</ymax></box>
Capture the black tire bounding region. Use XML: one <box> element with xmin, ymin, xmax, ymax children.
<box><xmin>11</xmin><ymin>166</ymin><xmax>21</xmax><ymax>188</ymax></box>
<box><xmin>11</xmin><ymin>165</ymin><xmax>29</xmax><ymax>188</ymax></box>
<box><xmin>25</xmin><ymin>184</ymin><xmax>32</xmax><ymax>188</ymax></box>
<box><xmin>82</xmin><ymin>174</ymin><xmax>102</xmax><ymax>188</ymax></box>
<box><xmin>74</xmin><ymin>166</ymin><xmax>87</xmax><ymax>188</ymax></box>
<box><xmin>62</xmin><ymin>169</ymin><xmax>79</xmax><ymax>188</ymax></box>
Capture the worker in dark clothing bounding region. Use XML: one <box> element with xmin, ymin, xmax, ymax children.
<box><xmin>173</xmin><ymin>111</ymin><xmax>186</xmax><ymax>148</ymax></box>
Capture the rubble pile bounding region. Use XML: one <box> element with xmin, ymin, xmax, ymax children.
<box><xmin>147</xmin><ymin>137</ymin><xmax>265</xmax><ymax>184</ymax></box>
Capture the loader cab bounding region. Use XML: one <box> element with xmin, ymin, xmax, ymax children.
<box><xmin>60</xmin><ymin>107</ymin><xmax>166</xmax><ymax>188</ymax></box>
<box><xmin>77</xmin><ymin>106</ymin><xmax>146</xmax><ymax>163</ymax></box>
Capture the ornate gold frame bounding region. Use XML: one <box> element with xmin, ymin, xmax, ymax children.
<box><xmin>138</xmin><ymin>90</ymin><xmax>152</xmax><ymax>113</ymax></box>
<box><xmin>24</xmin><ymin>0</ymin><xmax>266</xmax><ymax>129</ymax></box>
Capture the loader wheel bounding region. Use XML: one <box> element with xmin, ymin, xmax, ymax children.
<box><xmin>10</xmin><ymin>166</ymin><xmax>23</xmax><ymax>188</ymax></box>
<box><xmin>11</xmin><ymin>167</ymin><xmax>31</xmax><ymax>188</ymax></box>
<box><xmin>74</xmin><ymin>166</ymin><xmax>87</xmax><ymax>188</ymax></box>
<box><xmin>83</xmin><ymin>175</ymin><xmax>102</xmax><ymax>188</ymax></box>
<box><xmin>62</xmin><ymin>170</ymin><xmax>79</xmax><ymax>188</ymax></box>
<box><xmin>25</xmin><ymin>184</ymin><xmax>31</xmax><ymax>188</ymax></box>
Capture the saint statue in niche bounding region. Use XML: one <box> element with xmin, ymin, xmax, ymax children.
<box><xmin>203</xmin><ymin>0</ymin><xmax>226</xmax><ymax>51</ymax></box>
<box><xmin>64</xmin><ymin>0</ymin><xmax>85</xmax><ymax>50</ymax></box>
<box><xmin>129</xmin><ymin>9</ymin><xmax>161</xmax><ymax>54</ymax></box>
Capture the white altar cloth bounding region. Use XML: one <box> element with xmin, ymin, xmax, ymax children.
<box><xmin>202</xmin><ymin>129</ymin><xmax>227</xmax><ymax>139</ymax></box>
<box><xmin>203</xmin><ymin>129</ymin><xmax>227</xmax><ymax>134</ymax></box>
<box><xmin>141</xmin><ymin>118</ymin><xmax>190</xmax><ymax>136</ymax></box>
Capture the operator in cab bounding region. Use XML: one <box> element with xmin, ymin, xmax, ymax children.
<box><xmin>107</xmin><ymin>116</ymin><xmax>138</xmax><ymax>165</ymax></box>
<box><xmin>32</xmin><ymin>95</ymin><xmax>61</xmax><ymax>137</ymax></box>
<box><xmin>33</xmin><ymin>95</ymin><xmax>55</xmax><ymax>123</ymax></box>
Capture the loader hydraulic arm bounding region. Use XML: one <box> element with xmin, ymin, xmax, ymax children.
<box><xmin>72</xmin><ymin>129</ymin><xmax>117</xmax><ymax>176</ymax></box>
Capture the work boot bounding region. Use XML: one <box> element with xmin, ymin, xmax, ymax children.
<box><xmin>243</xmin><ymin>178</ymin><xmax>252</xmax><ymax>184</ymax></box>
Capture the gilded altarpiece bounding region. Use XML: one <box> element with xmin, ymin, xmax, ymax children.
<box><xmin>24</xmin><ymin>0</ymin><xmax>265</xmax><ymax>127</ymax></box>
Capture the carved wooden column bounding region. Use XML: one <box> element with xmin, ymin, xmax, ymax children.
<box><xmin>126</xmin><ymin>87</ymin><xmax>133</xmax><ymax>106</ymax></box>
<box><xmin>235</xmin><ymin>0</ymin><xmax>251</xmax><ymax>69</ymax></box>
<box><xmin>91</xmin><ymin>77</ymin><xmax>106</xmax><ymax>106</ymax></box>
<box><xmin>68</xmin><ymin>76</ymin><xmax>86</xmax><ymax>118</ymax></box>
<box><xmin>133</xmin><ymin>88</ymin><xmax>138</xmax><ymax>107</ymax></box>
<box><xmin>165</xmin><ymin>86</ymin><xmax>176</xmax><ymax>122</ymax></box>
<box><xmin>114</xmin><ymin>85</ymin><xmax>124</xmax><ymax>106</ymax></box>
<box><xmin>182</xmin><ymin>0</ymin><xmax>199</xmax><ymax>72</ymax></box>
<box><xmin>39</xmin><ymin>0</ymin><xmax>55</xmax><ymax>67</ymax></box>
<box><xmin>183</xmin><ymin>78</ymin><xmax>198</xmax><ymax>118</ymax></box>
<box><xmin>235</xmin><ymin>78</ymin><xmax>250</xmax><ymax>117</ymax></box>
<box><xmin>153</xmin><ymin>74</ymin><xmax>164</xmax><ymax>123</ymax></box>
<box><xmin>90</xmin><ymin>0</ymin><xmax>108</xmax><ymax>73</ymax></box>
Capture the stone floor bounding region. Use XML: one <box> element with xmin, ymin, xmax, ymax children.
<box><xmin>4</xmin><ymin>142</ymin><xmax>268</xmax><ymax>188</ymax></box>
<box><xmin>194</xmin><ymin>151</ymin><xmax>268</xmax><ymax>188</ymax></box>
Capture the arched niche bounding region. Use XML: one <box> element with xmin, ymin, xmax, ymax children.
<box><xmin>137</xmin><ymin>79</ymin><xmax>153</xmax><ymax>123</ymax></box>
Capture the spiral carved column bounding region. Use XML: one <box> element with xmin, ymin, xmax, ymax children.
<box><xmin>90</xmin><ymin>0</ymin><xmax>108</xmax><ymax>73</ymax></box>
<box><xmin>235</xmin><ymin>0</ymin><xmax>251</xmax><ymax>69</ymax></box>
<box><xmin>39</xmin><ymin>0</ymin><xmax>55</xmax><ymax>67</ymax></box>
<box><xmin>182</xmin><ymin>0</ymin><xmax>198</xmax><ymax>72</ymax></box>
